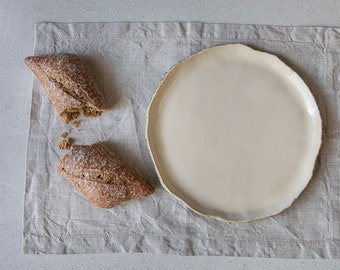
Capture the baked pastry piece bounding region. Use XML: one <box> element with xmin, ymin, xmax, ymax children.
<box><xmin>25</xmin><ymin>54</ymin><xmax>108</xmax><ymax>123</ymax></box>
<box><xmin>57</xmin><ymin>142</ymin><xmax>154</xmax><ymax>208</ymax></box>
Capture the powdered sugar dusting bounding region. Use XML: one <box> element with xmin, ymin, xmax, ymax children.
<box><xmin>57</xmin><ymin>142</ymin><xmax>154</xmax><ymax>208</ymax></box>
<box><xmin>25</xmin><ymin>54</ymin><xmax>108</xmax><ymax>123</ymax></box>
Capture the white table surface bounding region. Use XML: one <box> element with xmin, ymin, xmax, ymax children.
<box><xmin>1</xmin><ymin>0</ymin><xmax>339</xmax><ymax>269</ymax></box>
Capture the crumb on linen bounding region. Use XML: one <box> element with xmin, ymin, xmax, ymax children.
<box><xmin>59</xmin><ymin>131</ymin><xmax>69</xmax><ymax>139</ymax></box>
<box><xmin>58</xmin><ymin>138</ymin><xmax>73</xmax><ymax>150</ymax></box>
<box><xmin>70</xmin><ymin>120</ymin><xmax>80</xmax><ymax>128</ymax></box>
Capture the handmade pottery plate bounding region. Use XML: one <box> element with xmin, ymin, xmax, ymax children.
<box><xmin>146</xmin><ymin>44</ymin><xmax>322</xmax><ymax>222</ymax></box>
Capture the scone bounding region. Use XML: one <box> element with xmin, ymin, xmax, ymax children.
<box><xmin>57</xmin><ymin>142</ymin><xmax>154</xmax><ymax>208</ymax></box>
<box><xmin>25</xmin><ymin>54</ymin><xmax>108</xmax><ymax>123</ymax></box>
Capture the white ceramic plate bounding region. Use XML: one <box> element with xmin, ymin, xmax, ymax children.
<box><xmin>147</xmin><ymin>44</ymin><xmax>322</xmax><ymax>222</ymax></box>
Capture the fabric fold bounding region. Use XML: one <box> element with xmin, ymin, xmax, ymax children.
<box><xmin>24</xmin><ymin>22</ymin><xmax>339</xmax><ymax>258</ymax></box>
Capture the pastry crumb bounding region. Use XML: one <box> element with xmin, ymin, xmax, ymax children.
<box><xmin>70</xmin><ymin>119</ymin><xmax>80</xmax><ymax>128</ymax></box>
<box><xmin>59</xmin><ymin>129</ymin><xmax>71</xmax><ymax>139</ymax></box>
<box><xmin>58</xmin><ymin>138</ymin><xmax>73</xmax><ymax>150</ymax></box>
<box><xmin>59</xmin><ymin>131</ymin><xmax>69</xmax><ymax>139</ymax></box>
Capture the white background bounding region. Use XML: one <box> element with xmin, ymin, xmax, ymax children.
<box><xmin>1</xmin><ymin>0</ymin><xmax>339</xmax><ymax>269</ymax></box>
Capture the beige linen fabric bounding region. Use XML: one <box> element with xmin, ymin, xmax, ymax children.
<box><xmin>24</xmin><ymin>22</ymin><xmax>340</xmax><ymax>258</ymax></box>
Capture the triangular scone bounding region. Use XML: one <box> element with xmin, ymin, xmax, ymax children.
<box><xmin>25</xmin><ymin>54</ymin><xmax>108</xmax><ymax>123</ymax></box>
<box><xmin>57</xmin><ymin>142</ymin><xmax>154</xmax><ymax>208</ymax></box>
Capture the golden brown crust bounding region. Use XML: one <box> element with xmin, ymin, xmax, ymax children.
<box><xmin>57</xmin><ymin>142</ymin><xmax>154</xmax><ymax>208</ymax></box>
<box><xmin>25</xmin><ymin>54</ymin><xmax>108</xmax><ymax>123</ymax></box>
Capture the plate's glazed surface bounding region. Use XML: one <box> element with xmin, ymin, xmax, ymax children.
<box><xmin>147</xmin><ymin>44</ymin><xmax>322</xmax><ymax>222</ymax></box>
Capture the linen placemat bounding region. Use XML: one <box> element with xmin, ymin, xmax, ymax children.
<box><xmin>24</xmin><ymin>22</ymin><xmax>340</xmax><ymax>258</ymax></box>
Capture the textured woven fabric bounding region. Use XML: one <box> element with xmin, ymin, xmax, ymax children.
<box><xmin>24</xmin><ymin>22</ymin><xmax>340</xmax><ymax>258</ymax></box>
